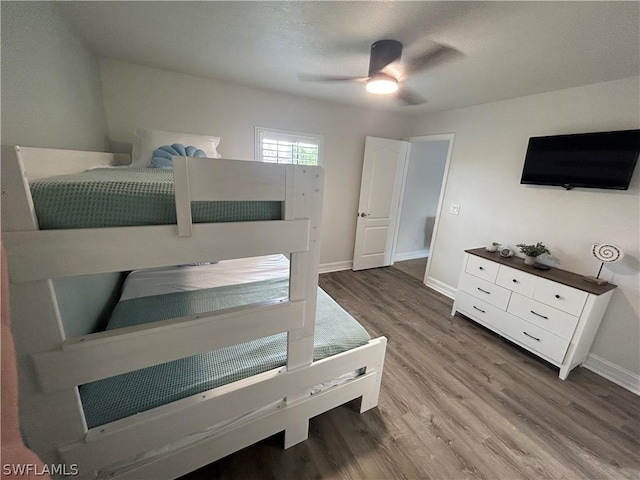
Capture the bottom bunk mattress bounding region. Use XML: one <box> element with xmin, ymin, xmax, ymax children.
<box><xmin>79</xmin><ymin>261</ymin><xmax>370</xmax><ymax>429</ymax></box>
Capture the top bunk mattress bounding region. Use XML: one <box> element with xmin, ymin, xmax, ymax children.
<box><xmin>29</xmin><ymin>168</ymin><xmax>282</xmax><ymax>229</ymax></box>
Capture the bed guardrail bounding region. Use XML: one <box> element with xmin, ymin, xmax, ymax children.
<box><xmin>32</xmin><ymin>298</ymin><xmax>305</xmax><ymax>392</ymax></box>
<box><xmin>3</xmin><ymin>220</ymin><xmax>310</xmax><ymax>282</ymax></box>
<box><xmin>173</xmin><ymin>157</ymin><xmax>289</xmax><ymax>236</ymax></box>
<box><xmin>59</xmin><ymin>337</ymin><xmax>387</xmax><ymax>477</ymax></box>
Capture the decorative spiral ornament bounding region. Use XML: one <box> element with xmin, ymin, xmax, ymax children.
<box><xmin>591</xmin><ymin>243</ymin><xmax>624</xmax><ymax>263</ymax></box>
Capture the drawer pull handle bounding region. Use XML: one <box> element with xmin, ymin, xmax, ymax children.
<box><xmin>478</xmin><ymin>266</ymin><xmax>484</xmax><ymax>271</ymax></box>
<box><xmin>512</xmin><ymin>279</ymin><xmax>519</xmax><ymax>283</ymax></box>
<box><xmin>473</xmin><ymin>306</ymin><xmax>486</xmax><ymax>314</ymax></box>
<box><xmin>477</xmin><ymin>287</ymin><xmax>491</xmax><ymax>294</ymax></box>
<box><xmin>523</xmin><ymin>331</ymin><xmax>541</xmax><ymax>342</ymax></box>
<box><xmin>530</xmin><ymin>310</ymin><xmax>548</xmax><ymax>320</ymax></box>
<box><xmin>555</xmin><ymin>294</ymin><xmax>561</xmax><ymax>299</ymax></box>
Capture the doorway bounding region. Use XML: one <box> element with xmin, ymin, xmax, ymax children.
<box><xmin>392</xmin><ymin>134</ymin><xmax>454</xmax><ymax>283</ymax></box>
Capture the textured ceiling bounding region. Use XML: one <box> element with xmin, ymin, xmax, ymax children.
<box><xmin>58</xmin><ymin>1</ymin><xmax>639</xmax><ymax>113</ymax></box>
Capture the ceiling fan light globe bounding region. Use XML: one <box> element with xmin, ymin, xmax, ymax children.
<box><xmin>366</xmin><ymin>77</ymin><xmax>398</xmax><ymax>95</ymax></box>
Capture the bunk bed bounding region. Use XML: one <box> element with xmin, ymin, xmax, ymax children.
<box><xmin>0</xmin><ymin>145</ymin><xmax>387</xmax><ymax>480</ymax></box>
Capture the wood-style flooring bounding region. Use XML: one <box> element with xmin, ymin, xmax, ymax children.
<box><xmin>391</xmin><ymin>257</ymin><xmax>428</xmax><ymax>282</ymax></box>
<box><xmin>181</xmin><ymin>266</ymin><xmax>639</xmax><ymax>480</ymax></box>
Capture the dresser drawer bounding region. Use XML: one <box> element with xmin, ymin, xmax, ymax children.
<box><xmin>465</xmin><ymin>255</ymin><xmax>499</xmax><ymax>283</ymax></box>
<box><xmin>502</xmin><ymin>318</ymin><xmax>570</xmax><ymax>364</ymax></box>
<box><xmin>496</xmin><ymin>265</ymin><xmax>536</xmax><ymax>297</ymax></box>
<box><xmin>533</xmin><ymin>278</ymin><xmax>588</xmax><ymax>316</ymax></box>
<box><xmin>507</xmin><ymin>293</ymin><xmax>579</xmax><ymax>339</ymax></box>
<box><xmin>455</xmin><ymin>291</ymin><xmax>513</xmax><ymax>333</ymax></box>
<box><xmin>458</xmin><ymin>273</ymin><xmax>511</xmax><ymax>310</ymax></box>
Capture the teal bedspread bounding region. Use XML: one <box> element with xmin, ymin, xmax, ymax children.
<box><xmin>30</xmin><ymin>168</ymin><xmax>282</xmax><ymax>229</ymax></box>
<box><xmin>79</xmin><ymin>278</ymin><xmax>370</xmax><ymax>428</ymax></box>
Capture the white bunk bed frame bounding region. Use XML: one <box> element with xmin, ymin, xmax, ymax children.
<box><xmin>1</xmin><ymin>145</ymin><xmax>387</xmax><ymax>479</ymax></box>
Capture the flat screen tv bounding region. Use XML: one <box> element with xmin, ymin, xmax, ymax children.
<box><xmin>520</xmin><ymin>129</ymin><xmax>640</xmax><ymax>190</ymax></box>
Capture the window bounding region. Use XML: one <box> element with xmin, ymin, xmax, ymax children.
<box><xmin>255</xmin><ymin>127</ymin><xmax>324</xmax><ymax>166</ymax></box>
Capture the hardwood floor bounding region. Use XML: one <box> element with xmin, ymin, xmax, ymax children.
<box><xmin>181</xmin><ymin>266</ymin><xmax>639</xmax><ymax>480</ymax></box>
<box><xmin>392</xmin><ymin>257</ymin><xmax>428</xmax><ymax>282</ymax></box>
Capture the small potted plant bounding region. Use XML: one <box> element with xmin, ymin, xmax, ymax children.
<box><xmin>516</xmin><ymin>242</ymin><xmax>550</xmax><ymax>265</ymax></box>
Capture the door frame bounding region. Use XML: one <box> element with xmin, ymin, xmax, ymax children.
<box><xmin>388</xmin><ymin>142</ymin><xmax>411</xmax><ymax>265</ymax></box>
<box><xmin>397</xmin><ymin>133</ymin><xmax>455</xmax><ymax>285</ymax></box>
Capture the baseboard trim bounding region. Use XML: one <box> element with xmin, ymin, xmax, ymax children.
<box><xmin>394</xmin><ymin>250</ymin><xmax>429</xmax><ymax>262</ymax></box>
<box><xmin>319</xmin><ymin>260</ymin><xmax>353</xmax><ymax>274</ymax></box>
<box><xmin>425</xmin><ymin>277</ymin><xmax>456</xmax><ymax>299</ymax></box>
<box><xmin>582</xmin><ymin>354</ymin><xmax>640</xmax><ymax>395</ymax></box>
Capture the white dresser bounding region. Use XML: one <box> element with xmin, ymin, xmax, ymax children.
<box><xmin>452</xmin><ymin>248</ymin><xmax>616</xmax><ymax>379</ymax></box>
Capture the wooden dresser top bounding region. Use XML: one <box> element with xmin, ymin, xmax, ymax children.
<box><xmin>466</xmin><ymin>248</ymin><xmax>617</xmax><ymax>295</ymax></box>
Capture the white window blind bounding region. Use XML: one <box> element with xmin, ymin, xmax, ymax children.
<box><xmin>255</xmin><ymin>127</ymin><xmax>323</xmax><ymax>166</ymax></box>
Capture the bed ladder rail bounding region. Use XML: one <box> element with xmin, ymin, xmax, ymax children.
<box><xmin>32</xmin><ymin>299</ymin><xmax>305</xmax><ymax>393</ymax></box>
<box><xmin>282</xmin><ymin>163</ymin><xmax>324</xmax><ymax>410</ymax></box>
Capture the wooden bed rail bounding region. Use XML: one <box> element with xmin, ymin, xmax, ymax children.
<box><xmin>58</xmin><ymin>337</ymin><xmax>387</xmax><ymax>476</ymax></box>
<box><xmin>32</xmin><ymin>299</ymin><xmax>305</xmax><ymax>393</ymax></box>
<box><xmin>2</xmin><ymin>145</ymin><xmax>131</xmax><ymax>181</ymax></box>
<box><xmin>3</xmin><ymin>220</ymin><xmax>309</xmax><ymax>283</ymax></box>
<box><xmin>113</xmin><ymin>372</ymin><xmax>378</xmax><ymax>480</ymax></box>
<box><xmin>173</xmin><ymin>157</ymin><xmax>291</xmax><ymax>236</ymax></box>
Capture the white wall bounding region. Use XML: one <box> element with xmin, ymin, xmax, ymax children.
<box><xmin>1</xmin><ymin>2</ymin><xmax>122</xmax><ymax>340</ymax></box>
<box><xmin>1</xmin><ymin>2</ymin><xmax>108</xmax><ymax>151</ymax></box>
<box><xmin>396</xmin><ymin>140</ymin><xmax>449</xmax><ymax>259</ymax></box>
<box><xmin>98</xmin><ymin>59</ymin><xmax>413</xmax><ymax>267</ymax></box>
<box><xmin>411</xmin><ymin>76</ymin><xmax>640</xmax><ymax>377</ymax></box>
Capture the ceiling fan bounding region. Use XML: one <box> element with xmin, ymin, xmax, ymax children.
<box><xmin>297</xmin><ymin>39</ymin><xmax>461</xmax><ymax>105</ymax></box>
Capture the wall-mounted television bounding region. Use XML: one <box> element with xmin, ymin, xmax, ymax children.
<box><xmin>520</xmin><ymin>129</ymin><xmax>640</xmax><ymax>190</ymax></box>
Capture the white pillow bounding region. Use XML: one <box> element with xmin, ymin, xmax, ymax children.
<box><xmin>131</xmin><ymin>128</ymin><xmax>221</xmax><ymax>168</ymax></box>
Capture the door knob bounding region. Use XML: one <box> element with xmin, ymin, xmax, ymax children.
<box><xmin>359</xmin><ymin>212</ymin><xmax>370</xmax><ymax>217</ymax></box>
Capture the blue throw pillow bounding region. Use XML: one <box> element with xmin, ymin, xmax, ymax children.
<box><xmin>150</xmin><ymin>143</ymin><xmax>207</xmax><ymax>169</ymax></box>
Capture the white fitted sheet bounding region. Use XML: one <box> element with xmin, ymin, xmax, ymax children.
<box><xmin>120</xmin><ymin>254</ymin><xmax>290</xmax><ymax>300</ymax></box>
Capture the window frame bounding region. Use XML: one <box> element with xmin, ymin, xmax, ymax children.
<box><xmin>254</xmin><ymin>127</ymin><xmax>324</xmax><ymax>166</ymax></box>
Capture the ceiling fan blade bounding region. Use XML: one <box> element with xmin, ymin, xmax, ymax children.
<box><xmin>404</xmin><ymin>43</ymin><xmax>462</xmax><ymax>75</ymax></box>
<box><xmin>297</xmin><ymin>73</ymin><xmax>369</xmax><ymax>83</ymax></box>
<box><xmin>380</xmin><ymin>60</ymin><xmax>403</xmax><ymax>81</ymax></box>
<box><xmin>396</xmin><ymin>85</ymin><xmax>427</xmax><ymax>106</ymax></box>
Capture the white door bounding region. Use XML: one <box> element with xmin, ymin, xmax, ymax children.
<box><xmin>352</xmin><ymin>136</ymin><xmax>409</xmax><ymax>271</ymax></box>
